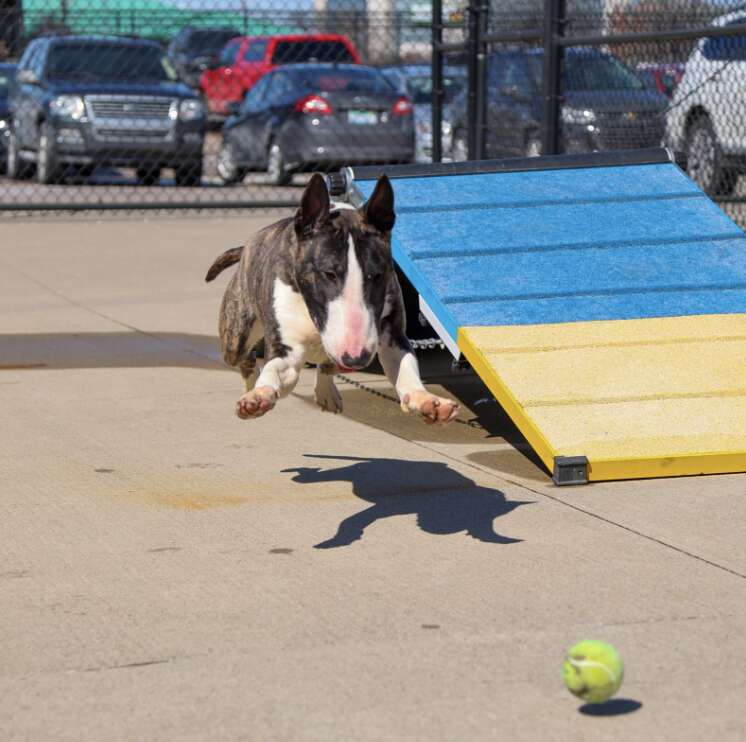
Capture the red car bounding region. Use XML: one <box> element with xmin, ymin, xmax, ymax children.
<box><xmin>200</xmin><ymin>33</ymin><xmax>361</xmax><ymax>117</ymax></box>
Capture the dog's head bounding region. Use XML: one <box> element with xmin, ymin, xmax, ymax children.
<box><xmin>292</xmin><ymin>173</ymin><xmax>396</xmax><ymax>371</ymax></box>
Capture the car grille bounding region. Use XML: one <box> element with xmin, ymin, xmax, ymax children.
<box><xmin>595</xmin><ymin>111</ymin><xmax>665</xmax><ymax>149</ymax></box>
<box><xmin>85</xmin><ymin>95</ymin><xmax>175</xmax><ymax>143</ymax></box>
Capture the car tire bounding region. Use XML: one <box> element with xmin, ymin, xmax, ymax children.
<box><xmin>686</xmin><ymin>115</ymin><xmax>734</xmax><ymax>196</ymax></box>
<box><xmin>452</xmin><ymin>128</ymin><xmax>468</xmax><ymax>162</ymax></box>
<box><xmin>37</xmin><ymin>123</ymin><xmax>64</xmax><ymax>184</ymax></box>
<box><xmin>266</xmin><ymin>141</ymin><xmax>291</xmax><ymax>186</ymax></box>
<box><xmin>6</xmin><ymin>129</ymin><xmax>34</xmax><ymax>180</ymax></box>
<box><xmin>216</xmin><ymin>140</ymin><xmax>246</xmax><ymax>184</ymax></box>
<box><xmin>174</xmin><ymin>160</ymin><xmax>203</xmax><ymax>187</ymax></box>
<box><xmin>136</xmin><ymin>166</ymin><xmax>161</xmax><ymax>186</ymax></box>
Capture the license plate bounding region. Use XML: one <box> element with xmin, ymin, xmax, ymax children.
<box><xmin>347</xmin><ymin>109</ymin><xmax>378</xmax><ymax>125</ymax></box>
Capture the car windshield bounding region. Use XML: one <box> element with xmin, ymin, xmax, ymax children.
<box><xmin>272</xmin><ymin>41</ymin><xmax>354</xmax><ymax>64</ymax></box>
<box><xmin>185</xmin><ymin>30</ymin><xmax>238</xmax><ymax>53</ymax></box>
<box><xmin>402</xmin><ymin>74</ymin><xmax>465</xmax><ymax>104</ymax></box>
<box><xmin>292</xmin><ymin>68</ymin><xmax>394</xmax><ymax>94</ymax></box>
<box><xmin>47</xmin><ymin>43</ymin><xmax>176</xmax><ymax>82</ymax></box>
<box><xmin>565</xmin><ymin>55</ymin><xmax>644</xmax><ymax>91</ymax></box>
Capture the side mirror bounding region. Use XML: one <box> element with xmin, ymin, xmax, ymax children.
<box><xmin>17</xmin><ymin>69</ymin><xmax>39</xmax><ymax>85</ymax></box>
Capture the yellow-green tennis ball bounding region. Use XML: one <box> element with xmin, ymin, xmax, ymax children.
<box><xmin>562</xmin><ymin>640</ymin><xmax>624</xmax><ymax>704</ymax></box>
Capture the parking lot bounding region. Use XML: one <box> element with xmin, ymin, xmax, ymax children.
<box><xmin>1</xmin><ymin>212</ymin><xmax>744</xmax><ymax>740</ymax></box>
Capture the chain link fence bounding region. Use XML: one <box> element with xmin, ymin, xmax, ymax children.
<box><xmin>0</xmin><ymin>0</ymin><xmax>433</xmax><ymax>210</ymax></box>
<box><xmin>3</xmin><ymin>0</ymin><xmax>746</xmax><ymax>225</ymax></box>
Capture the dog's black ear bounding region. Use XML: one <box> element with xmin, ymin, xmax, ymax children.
<box><xmin>362</xmin><ymin>175</ymin><xmax>395</xmax><ymax>233</ymax></box>
<box><xmin>295</xmin><ymin>173</ymin><xmax>330</xmax><ymax>235</ymax></box>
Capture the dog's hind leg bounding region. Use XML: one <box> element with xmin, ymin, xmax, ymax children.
<box><xmin>314</xmin><ymin>362</ymin><xmax>343</xmax><ymax>414</ymax></box>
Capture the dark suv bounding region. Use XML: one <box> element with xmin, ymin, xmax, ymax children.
<box><xmin>167</xmin><ymin>26</ymin><xmax>240</xmax><ymax>89</ymax></box>
<box><xmin>7</xmin><ymin>35</ymin><xmax>206</xmax><ymax>185</ymax></box>
<box><xmin>449</xmin><ymin>47</ymin><xmax>667</xmax><ymax>159</ymax></box>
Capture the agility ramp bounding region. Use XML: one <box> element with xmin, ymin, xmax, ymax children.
<box><xmin>333</xmin><ymin>148</ymin><xmax>746</xmax><ymax>484</ymax></box>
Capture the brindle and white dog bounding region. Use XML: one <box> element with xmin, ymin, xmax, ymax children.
<box><xmin>205</xmin><ymin>172</ymin><xmax>459</xmax><ymax>425</ymax></box>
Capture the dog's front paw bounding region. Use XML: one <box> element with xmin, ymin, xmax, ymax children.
<box><xmin>402</xmin><ymin>390</ymin><xmax>459</xmax><ymax>425</ymax></box>
<box><xmin>236</xmin><ymin>386</ymin><xmax>278</xmax><ymax>419</ymax></box>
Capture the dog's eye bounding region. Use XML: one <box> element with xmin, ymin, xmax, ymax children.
<box><xmin>368</xmin><ymin>271</ymin><xmax>382</xmax><ymax>282</ymax></box>
<box><xmin>323</xmin><ymin>270</ymin><xmax>338</xmax><ymax>282</ymax></box>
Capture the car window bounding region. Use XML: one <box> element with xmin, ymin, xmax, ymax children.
<box><xmin>46</xmin><ymin>43</ymin><xmax>176</xmax><ymax>82</ymax></box>
<box><xmin>30</xmin><ymin>45</ymin><xmax>46</xmax><ymax>78</ymax></box>
<box><xmin>502</xmin><ymin>58</ymin><xmax>535</xmax><ymax>95</ymax></box>
<box><xmin>702</xmin><ymin>21</ymin><xmax>746</xmax><ymax>61</ymax></box>
<box><xmin>271</xmin><ymin>40</ymin><xmax>354</xmax><ymax>65</ymax></box>
<box><xmin>184</xmin><ymin>30</ymin><xmax>239</xmax><ymax>54</ymax></box>
<box><xmin>399</xmin><ymin>74</ymin><xmax>464</xmax><ymax>104</ymax></box>
<box><xmin>219</xmin><ymin>40</ymin><xmax>241</xmax><ymax>67</ymax></box>
<box><xmin>290</xmin><ymin>67</ymin><xmax>393</xmax><ymax>94</ymax></box>
<box><xmin>243</xmin><ymin>40</ymin><xmax>268</xmax><ymax>62</ymax></box>
<box><xmin>564</xmin><ymin>54</ymin><xmax>644</xmax><ymax>91</ymax></box>
<box><xmin>18</xmin><ymin>41</ymin><xmax>38</xmax><ymax>71</ymax></box>
<box><xmin>266</xmin><ymin>72</ymin><xmax>294</xmax><ymax>103</ymax></box>
<box><xmin>242</xmin><ymin>74</ymin><xmax>272</xmax><ymax>112</ymax></box>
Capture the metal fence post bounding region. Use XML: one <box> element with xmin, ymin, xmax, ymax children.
<box><xmin>541</xmin><ymin>0</ymin><xmax>566</xmax><ymax>155</ymax></box>
<box><xmin>467</xmin><ymin>0</ymin><xmax>479</xmax><ymax>160</ymax></box>
<box><xmin>475</xmin><ymin>0</ymin><xmax>488</xmax><ymax>160</ymax></box>
<box><xmin>431</xmin><ymin>0</ymin><xmax>443</xmax><ymax>163</ymax></box>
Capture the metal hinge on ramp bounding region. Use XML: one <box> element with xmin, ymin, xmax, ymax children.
<box><xmin>553</xmin><ymin>456</ymin><xmax>589</xmax><ymax>486</ymax></box>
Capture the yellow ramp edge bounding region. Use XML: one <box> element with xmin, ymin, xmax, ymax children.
<box><xmin>458</xmin><ymin>314</ymin><xmax>746</xmax><ymax>482</ymax></box>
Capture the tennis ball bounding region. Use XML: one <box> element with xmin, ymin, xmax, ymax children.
<box><xmin>562</xmin><ymin>640</ymin><xmax>624</xmax><ymax>704</ymax></box>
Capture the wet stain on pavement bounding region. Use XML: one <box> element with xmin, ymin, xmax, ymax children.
<box><xmin>125</xmin><ymin>489</ymin><xmax>248</xmax><ymax>511</ymax></box>
<box><xmin>269</xmin><ymin>548</ymin><xmax>294</xmax><ymax>555</ymax></box>
<box><xmin>0</xmin><ymin>570</ymin><xmax>29</xmax><ymax>580</ymax></box>
<box><xmin>421</xmin><ymin>624</ymin><xmax>440</xmax><ymax>630</ymax></box>
<box><xmin>95</xmin><ymin>468</ymin><xmax>115</xmax><ymax>473</ymax></box>
<box><xmin>175</xmin><ymin>463</ymin><xmax>223</xmax><ymax>469</ymax></box>
<box><xmin>148</xmin><ymin>547</ymin><xmax>182</xmax><ymax>553</ymax></box>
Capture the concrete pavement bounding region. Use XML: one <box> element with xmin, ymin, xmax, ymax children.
<box><xmin>1</xmin><ymin>213</ymin><xmax>744</xmax><ymax>741</ymax></box>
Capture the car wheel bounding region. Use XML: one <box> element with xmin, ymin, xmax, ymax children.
<box><xmin>136</xmin><ymin>166</ymin><xmax>161</xmax><ymax>186</ymax></box>
<box><xmin>6</xmin><ymin>129</ymin><xmax>34</xmax><ymax>180</ymax></box>
<box><xmin>37</xmin><ymin>123</ymin><xmax>64</xmax><ymax>184</ymax></box>
<box><xmin>174</xmin><ymin>160</ymin><xmax>203</xmax><ymax>187</ymax></box>
<box><xmin>216</xmin><ymin>140</ymin><xmax>246</xmax><ymax>184</ymax></box>
<box><xmin>266</xmin><ymin>141</ymin><xmax>291</xmax><ymax>186</ymax></box>
<box><xmin>686</xmin><ymin>115</ymin><xmax>734</xmax><ymax>195</ymax></box>
<box><xmin>452</xmin><ymin>128</ymin><xmax>468</xmax><ymax>162</ymax></box>
<box><xmin>525</xmin><ymin>133</ymin><xmax>542</xmax><ymax>157</ymax></box>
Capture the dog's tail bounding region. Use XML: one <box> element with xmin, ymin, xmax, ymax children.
<box><xmin>205</xmin><ymin>245</ymin><xmax>244</xmax><ymax>282</ymax></box>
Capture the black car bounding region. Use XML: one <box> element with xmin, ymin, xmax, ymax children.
<box><xmin>216</xmin><ymin>63</ymin><xmax>415</xmax><ymax>186</ymax></box>
<box><xmin>7</xmin><ymin>35</ymin><xmax>206</xmax><ymax>185</ymax></box>
<box><xmin>449</xmin><ymin>47</ymin><xmax>668</xmax><ymax>159</ymax></box>
<box><xmin>167</xmin><ymin>26</ymin><xmax>240</xmax><ymax>89</ymax></box>
<box><xmin>0</xmin><ymin>62</ymin><xmax>16</xmax><ymax>170</ymax></box>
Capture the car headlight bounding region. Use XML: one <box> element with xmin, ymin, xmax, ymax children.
<box><xmin>561</xmin><ymin>107</ymin><xmax>596</xmax><ymax>125</ymax></box>
<box><xmin>441</xmin><ymin>121</ymin><xmax>452</xmax><ymax>136</ymax></box>
<box><xmin>0</xmin><ymin>118</ymin><xmax>7</xmax><ymax>130</ymax></box>
<box><xmin>178</xmin><ymin>99</ymin><xmax>204</xmax><ymax>121</ymax></box>
<box><xmin>50</xmin><ymin>95</ymin><xmax>85</xmax><ymax>120</ymax></box>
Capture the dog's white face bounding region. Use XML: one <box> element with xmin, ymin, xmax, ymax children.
<box><xmin>293</xmin><ymin>175</ymin><xmax>396</xmax><ymax>371</ymax></box>
<box><xmin>321</xmin><ymin>234</ymin><xmax>380</xmax><ymax>370</ymax></box>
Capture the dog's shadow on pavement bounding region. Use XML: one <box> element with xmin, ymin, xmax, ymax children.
<box><xmin>282</xmin><ymin>454</ymin><xmax>532</xmax><ymax>549</ymax></box>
